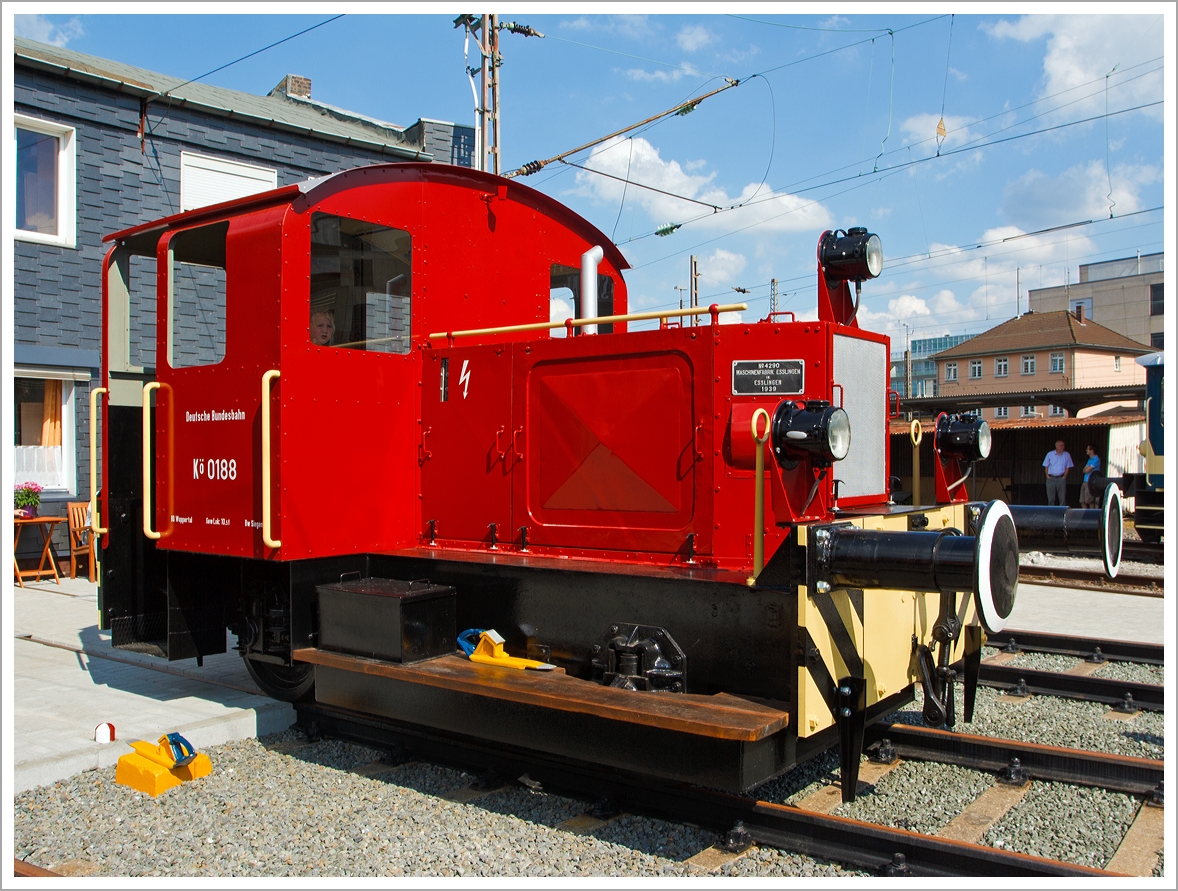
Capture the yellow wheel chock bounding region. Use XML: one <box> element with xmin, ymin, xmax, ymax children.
<box><xmin>467</xmin><ymin>629</ymin><xmax>556</xmax><ymax>671</ymax></box>
<box><xmin>116</xmin><ymin>733</ymin><xmax>213</xmax><ymax>796</ymax></box>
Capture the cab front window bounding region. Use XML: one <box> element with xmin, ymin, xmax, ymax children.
<box><xmin>310</xmin><ymin>214</ymin><xmax>412</xmax><ymax>353</ymax></box>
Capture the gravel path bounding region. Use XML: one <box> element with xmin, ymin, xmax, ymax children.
<box><xmin>13</xmin><ymin>730</ymin><xmax>859</xmax><ymax>878</ymax></box>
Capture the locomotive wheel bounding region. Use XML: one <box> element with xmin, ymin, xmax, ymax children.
<box><xmin>243</xmin><ymin>657</ymin><xmax>315</xmax><ymax>702</ymax></box>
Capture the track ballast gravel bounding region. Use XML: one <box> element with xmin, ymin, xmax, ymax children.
<box><xmin>13</xmin><ymin>730</ymin><xmax>863</xmax><ymax>878</ymax></box>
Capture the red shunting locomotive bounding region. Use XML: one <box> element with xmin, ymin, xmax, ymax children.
<box><xmin>92</xmin><ymin>163</ymin><xmax>1116</xmax><ymax>796</ymax></box>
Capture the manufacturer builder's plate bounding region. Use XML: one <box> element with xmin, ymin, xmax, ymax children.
<box><xmin>731</xmin><ymin>360</ymin><xmax>804</xmax><ymax>396</ymax></box>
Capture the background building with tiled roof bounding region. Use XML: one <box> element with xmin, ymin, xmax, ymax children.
<box><xmin>12</xmin><ymin>36</ymin><xmax>473</xmax><ymax>560</ymax></box>
<box><xmin>1028</xmin><ymin>252</ymin><xmax>1163</xmax><ymax>351</ymax></box>
<box><xmin>931</xmin><ymin>309</ymin><xmax>1151</xmax><ymax>422</ymax></box>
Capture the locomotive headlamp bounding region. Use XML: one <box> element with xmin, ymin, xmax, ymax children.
<box><xmin>771</xmin><ymin>399</ymin><xmax>852</xmax><ymax>468</ymax></box>
<box><xmin>936</xmin><ymin>412</ymin><xmax>991</xmax><ymax>462</ymax></box>
<box><xmin>820</xmin><ymin>227</ymin><xmax>883</xmax><ymax>282</ymax></box>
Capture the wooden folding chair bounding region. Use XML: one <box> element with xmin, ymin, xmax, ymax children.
<box><xmin>66</xmin><ymin>501</ymin><xmax>96</xmax><ymax>582</ymax></box>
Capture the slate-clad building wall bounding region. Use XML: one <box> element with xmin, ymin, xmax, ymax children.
<box><xmin>13</xmin><ymin>39</ymin><xmax>473</xmax><ymax>558</ymax></box>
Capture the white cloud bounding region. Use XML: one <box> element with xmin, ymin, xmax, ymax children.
<box><xmin>624</xmin><ymin>65</ymin><xmax>696</xmax><ymax>84</ymax></box>
<box><xmin>15</xmin><ymin>14</ymin><xmax>84</xmax><ymax>47</ymax></box>
<box><xmin>573</xmin><ymin>136</ymin><xmax>833</xmax><ymax>234</ymax></box>
<box><xmin>700</xmin><ymin>249</ymin><xmax>747</xmax><ymax>285</ymax></box>
<box><xmin>549</xmin><ymin>295</ymin><xmax>573</xmax><ymax>336</ymax></box>
<box><xmin>1002</xmin><ymin>160</ymin><xmax>1161</xmax><ymax>230</ymax></box>
<box><xmin>857</xmin><ymin>293</ymin><xmax>932</xmax><ymax>331</ymax></box>
<box><xmin>563</xmin><ymin>15</ymin><xmax>652</xmax><ymax>41</ymax></box>
<box><xmin>985</xmin><ymin>15</ymin><xmax>1163</xmax><ymax>118</ymax></box>
<box><xmin>677</xmin><ymin>25</ymin><xmax>713</xmax><ymax>53</ymax></box>
<box><xmin>718</xmin><ymin>311</ymin><xmax>744</xmax><ymax>325</ymax></box>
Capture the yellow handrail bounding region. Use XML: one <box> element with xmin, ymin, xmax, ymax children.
<box><xmin>89</xmin><ymin>386</ymin><xmax>108</xmax><ymax>536</ymax></box>
<box><xmin>428</xmin><ymin>303</ymin><xmax>749</xmax><ymax>342</ymax></box>
<box><xmin>749</xmin><ymin>408</ymin><xmax>771</xmax><ymax>585</ymax></box>
<box><xmin>142</xmin><ymin>382</ymin><xmax>161</xmax><ymax>540</ymax></box>
<box><xmin>261</xmin><ymin>369</ymin><xmax>281</xmax><ymax>549</ymax></box>
<box><xmin>910</xmin><ymin>419</ymin><xmax>923</xmax><ymax>508</ymax></box>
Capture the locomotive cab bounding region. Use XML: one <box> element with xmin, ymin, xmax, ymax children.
<box><xmin>95</xmin><ymin>163</ymin><xmax>1021</xmax><ymax>797</ymax></box>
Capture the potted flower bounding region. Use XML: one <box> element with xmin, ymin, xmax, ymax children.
<box><xmin>14</xmin><ymin>481</ymin><xmax>44</xmax><ymax>519</ymax></box>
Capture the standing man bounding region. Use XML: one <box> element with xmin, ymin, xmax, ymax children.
<box><xmin>1080</xmin><ymin>444</ymin><xmax>1101</xmax><ymax>507</ymax></box>
<box><xmin>1043</xmin><ymin>440</ymin><xmax>1074</xmax><ymax>506</ymax></box>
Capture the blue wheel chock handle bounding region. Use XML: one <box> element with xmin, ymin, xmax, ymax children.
<box><xmin>166</xmin><ymin>732</ymin><xmax>198</xmax><ymax>767</ymax></box>
<box><xmin>457</xmin><ymin>628</ymin><xmax>487</xmax><ymax>657</ymax></box>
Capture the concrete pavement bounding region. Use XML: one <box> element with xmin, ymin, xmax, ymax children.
<box><xmin>12</xmin><ymin>577</ymin><xmax>294</xmax><ymax>794</ymax></box>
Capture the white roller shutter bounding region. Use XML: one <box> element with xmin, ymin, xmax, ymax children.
<box><xmin>180</xmin><ymin>152</ymin><xmax>277</xmax><ymax>212</ymax></box>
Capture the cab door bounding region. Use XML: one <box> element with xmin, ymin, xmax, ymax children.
<box><xmin>153</xmin><ymin>213</ymin><xmax>282</xmax><ymax>558</ymax></box>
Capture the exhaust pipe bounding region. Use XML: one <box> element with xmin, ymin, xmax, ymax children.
<box><xmin>808</xmin><ymin>500</ymin><xmax>1018</xmax><ymax>633</ymax></box>
<box><xmin>580</xmin><ymin>245</ymin><xmax>604</xmax><ymax>334</ymax></box>
<box><xmin>967</xmin><ymin>483</ymin><xmax>1122</xmax><ymax>579</ymax></box>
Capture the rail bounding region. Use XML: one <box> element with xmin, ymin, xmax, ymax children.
<box><xmin>297</xmin><ymin>701</ymin><xmax>1113</xmax><ymax>877</ymax></box>
<box><xmin>428</xmin><ymin>303</ymin><xmax>748</xmax><ymax>345</ymax></box>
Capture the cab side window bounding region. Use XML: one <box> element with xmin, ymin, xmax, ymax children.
<box><xmin>549</xmin><ymin>263</ymin><xmax>614</xmax><ymax>336</ymax></box>
<box><xmin>310</xmin><ymin>213</ymin><xmax>412</xmax><ymax>353</ymax></box>
<box><xmin>168</xmin><ymin>221</ymin><xmax>228</xmax><ymax>369</ymax></box>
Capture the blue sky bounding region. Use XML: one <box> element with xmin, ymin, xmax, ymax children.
<box><xmin>13</xmin><ymin>7</ymin><xmax>1171</xmax><ymax>349</ymax></box>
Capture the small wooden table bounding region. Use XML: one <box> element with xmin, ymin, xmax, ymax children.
<box><xmin>13</xmin><ymin>516</ymin><xmax>65</xmax><ymax>587</ymax></box>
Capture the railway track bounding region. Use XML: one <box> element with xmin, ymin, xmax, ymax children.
<box><xmin>293</xmin><ymin>699</ymin><xmax>1162</xmax><ymax>877</ymax></box>
<box><xmin>979</xmin><ymin>629</ymin><xmax>1164</xmax><ymax>711</ymax></box>
<box><xmin>15</xmin><ymin>626</ymin><xmax>1163</xmax><ymax>877</ymax></box>
<box><xmin>1017</xmin><ymin>564</ymin><xmax>1163</xmax><ymax>596</ymax></box>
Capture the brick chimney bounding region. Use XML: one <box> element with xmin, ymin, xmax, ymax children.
<box><xmin>1074</xmin><ymin>304</ymin><xmax>1085</xmax><ymax>322</ymax></box>
<box><xmin>270</xmin><ymin>74</ymin><xmax>312</xmax><ymax>99</ymax></box>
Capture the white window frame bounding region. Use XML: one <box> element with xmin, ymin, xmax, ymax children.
<box><xmin>969</xmin><ymin>360</ymin><xmax>982</xmax><ymax>379</ymax></box>
<box><xmin>12</xmin><ymin>367</ymin><xmax>85</xmax><ymax>496</ymax></box>
<box><xmin>1050</xmin><ymin>352</ymin><xmax>1065</xmax><ymax>374</ymax></box>
<box><xmin>994</xmin><ymin>406</ymin><xmax>1009</xmax><ymax>419</ymax></box>
<box><xmin>13</xmin><ymin>113</ymin><xmax>77</xmax><ymax>249</ymax></box>
<box><xmin>1114</xmin><ymin>355</ymin><xmax>1122</xmax><ymax>372</ymax></box>
<box><xmin>994</xmin><ymin>357</ymin><xmax>1009</xmax><ymax>377</ymax></box>
<box><xmin>1020</xmin><ymin>405</ymin><xmax>1038</xmax><ymax>418</ymax></box>
<box><xmin>180</xmin><ymin>151</ymin><xmax>277</xmax><ymax>212</ymax></box>
<box><xmin>1021</xmin><ymin>354</ymin><xmax>1036</xmax><ymax>375</ymax></box>
<box><xmin>944</xmin><ymin>362</ymin><xmax>958</xmax><ymax>382</ymax></box>
<box><xmin>1050</xmin><ymin>405</ymin><xmax>1066</xmax><ymax>417</ymax></box>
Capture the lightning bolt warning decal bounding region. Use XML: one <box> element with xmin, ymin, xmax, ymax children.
<box><xmin>459</xmin><ymin>359</ymin><xmax>471</xmax><ymax>399</ymax></box>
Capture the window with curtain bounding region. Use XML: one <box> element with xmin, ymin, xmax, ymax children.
<box><xmin>13</xmin><ymin>377</ymin><xmax>68</xmax><ymax>489</ymax></box>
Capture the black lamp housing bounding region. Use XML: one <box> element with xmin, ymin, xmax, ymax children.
<box><xmin>819</xmin><ymin>227</ymin><xmax>883</xmax><ymax>283</ymax></box>
<box><xmin>771</xmin><ymin>399</ymin><xmax>852</xmax><ymax>468</ymax></box>
<box><xmin>935</xmin><ymin>412</ymin><xmax>992</xmax><ymax>463</ymax></box>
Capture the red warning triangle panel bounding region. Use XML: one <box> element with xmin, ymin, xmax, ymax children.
<box><xmin>543</xmin><ymin>443</ymin><xmax>677</xmax><ymax>512</ymax></box>
<box><xmin>532</xmin><ymin>366</ymin><xmax>687</xmax><ymax>509</ymax></box>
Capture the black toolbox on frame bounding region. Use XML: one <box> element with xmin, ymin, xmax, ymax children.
<box><xmin>316</xmin><ymin>578</ymin><xmax>456</xmax><ymax>663</ymax></box>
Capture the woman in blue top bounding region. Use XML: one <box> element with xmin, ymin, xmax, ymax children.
<box><xmin>1080</xmin><ymin>444</ymin><xmax>1101</xmax><ymax>507</ymax></box>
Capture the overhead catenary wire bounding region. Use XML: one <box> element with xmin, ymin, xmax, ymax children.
<box><xmin>936</xmin><ymin>14</ymin><xmax>955</xmax><ymax>155</ymax></box>
<box><xmin>505</xmin><ymin>78</ymin><xmax>742</xmax><ymax>179</ymax></box>
<box><xmin>619</xmin><ymin>99</ymin><xmax>1162</xmax><ymax>252</ymax></box>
